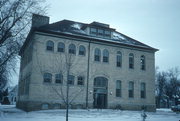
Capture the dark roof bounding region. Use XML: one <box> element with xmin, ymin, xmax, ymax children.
<box><xmin>39</xmin><ymin>20</ymin><xmax>157</xmax><ymax>50</ymax></box>
<box><xmin>20</xmin><ymin>20</ymin><xmax>158</xmax><ymax>55</ymax></box>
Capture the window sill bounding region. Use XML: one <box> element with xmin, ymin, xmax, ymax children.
<box><xmin>115</xmin><ymin>96</ymin><xmax>122</xmax><ymax>98</ymax></box>
<box><xmin>57</xmin><ymin>51</ymin><xmax>65</xmax><ymax>53</ymax></box>
<box><xmin>43</xmin><ymin>82</ymin><xmax>52</xmax><ymax>85</ymax></box>
<box><xmin>46</xmin><ymin>50</ymin><xmax>54</xmax><ymax>53</ymax></box>
<box><xmin>102</xmin><ymin>62</ymin><xmax>109</xmax><ymax>64</ymax></box>
<box><xmin>140</xmin><ymin>98</ymin><xmax>146</xmax><ymax>99</ymax></box>
<box><xmin>128</xmin><ymin>68</ymin><xmax>135</xmax><ymax>72</ymax></box>
<box><xmin>78</xmin><ymin>54</ymin><xmax>86</xmax><ymax>57</ymax></box>
<box><xmin>128</xmin><ymin>97</ymin><xmax>134</xmax><ymax>99</ymax></box>
<box><xmin>54</xmin><ymin>83</ymin><xmax>63</xmax><ymax>85</ymax></box>
<box><xmin>140</xmin><ymin>69</ymin><xmax>146</xmax><ymax>72</ymax></box>
<box><xmin>77</xmin><ymin>85</ymin><xmax>85</xmax><ymax>87</ymax></box>
<box><xmin>116</xmin><ymin>66</ymin><xmax>122</xmax><ymax>69</ymax></box>
<box><xmin>94</xmin><ymin>61</ymin><xmax>101</xmax><ymax>63</ymax></box>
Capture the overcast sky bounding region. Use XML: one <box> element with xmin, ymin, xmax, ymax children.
<box><xmin>45</xmin><ymin>0</ymin><xmax>180</xmax><ymax>71</ymax></box>
<box><xmin>10</xmin><ymin>0</ymin><xmax>180</xmax><ymax>86</ymax></box>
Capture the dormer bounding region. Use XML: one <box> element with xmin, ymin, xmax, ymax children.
<box><xmin>83</xmin><ymin>21</ymin><xmax>115</xmax><ymax>39</ymax></box>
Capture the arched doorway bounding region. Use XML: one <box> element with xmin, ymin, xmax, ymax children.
<box><xmin>93</xmin><ymin>77</ymin><xmax>108</xmax><ymax>109</ymax></box>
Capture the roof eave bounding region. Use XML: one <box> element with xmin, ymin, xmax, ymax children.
<box><xmin>35</xmin><ymin>29</ymin><xmax>158</xmax><ymax>52</ymax></box>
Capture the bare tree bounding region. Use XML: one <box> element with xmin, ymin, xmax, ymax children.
<box><xmin>155</xmin><ymin>67</ymin><xmax>180</xmax><ymax>108</ymax></box>
<box><xmin>34</xmin><ymin>41</ymin><xmax>86</xmax><ymax>121</ymax></box>
<box><xmin>165</xmin><ymin>67</ymin><xmax>180</xmax><ymax>104</ymax></box>
<box><xmin>155</xmin><ymin>69</ymin><xmax>167</xmax><ymax>108</ymax></box>
<box><xmin>0</xmin><ymin>0</ymin><xmax>47</xmax><ymax>91</ymax></box>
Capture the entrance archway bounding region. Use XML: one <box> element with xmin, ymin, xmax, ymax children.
<box><xmin>93</xmin><ymin>77</ymin><xmax>108</xmax><ymax>109</ymax></box>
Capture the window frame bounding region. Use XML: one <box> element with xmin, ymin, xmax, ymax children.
<box><xmin>97</xmin><ymin>29</ymin><xmax>104</xmax><ymax>37</ymax></box>
<box><xmin>140</xmin><ymin>82</ymin><xmax>146</xmax><ymax>98</ymax></box>
<box><xmin>79</xmin><ymin>45</ymin><xmax>86</xmax><ymax>56</ymax></box>
<box><xmin>116</xmin><ymin>80</ymin><xmax>121</xmax><ymax>97</ymax></box>
<box><xmin>68</xmin><ymin>75</ymin><xmax>75</xmax><ymax>85</ymax></box>
<box><xmin>104</xmin><ymin>30</ymin><xmax>111</xmax><ymax>38</ymax></box>
<box><xmin>116</xmin><ymin>51</ymin><xmax>122</xmax><ymax>67</ymax></box>
<box><xmin>129</xmin><ymin>53</ymin><xmax>134</xmax><ymax>69</ymax></box>
<box><xmin>46</xmin><ymin>40</ymin><xmax>54</xmax><ymax>51</ymax></box>
<box><xmin>90</xmin><ymin>27</ymin><xmax>97</xmax><ymax>36</ymax></box>
<box><xmin>57</xmin><ymin>42</ymin><xmax>65</xmax><ymax>52</ymax></box>
<box><xmin>94</xmin><ymin>48</ymin><xmax>101</xmax><ymax>62</ymax></box>
<box><xmin>55</xmin><ymin>74</ymin><xmax>63</xmax><ymax>84</ymax></box>
<box><xmin>68</xmin><ymin>44</ymin><xmax>76</xmax><ymax>54</ymax></box>
<box><xmin>140</xmin><ymin>55</ymin><xmax>146</xmax><ymax>70</ymax></box>
<box><xmin>129</xmin><ymin>81</ymin><xmax>134</xmax><ymax>98</ymax></box>
<box><xmin>43</xmin><ymin>73</ymin><xmax>52</xmax><ymax>83</ymax></box>
<box><xmin>77</xmin><ymin>76</ymin><xmax>84</xmax><ymax>86</ymax></box>
<box><xmin>103</xmin><ymin>49</ymin><xmax>109</xmax><ymax>63</ymax></box>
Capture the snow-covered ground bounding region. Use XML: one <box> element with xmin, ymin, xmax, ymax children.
<box><xmin>0</xmin><ymin>105</ymin><xmax>179</xmax><ymax>121</ymax></box>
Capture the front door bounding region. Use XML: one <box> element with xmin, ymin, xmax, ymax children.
<box><xmin>93</xmin><ymin>77</ymin><xmax>108</xmax><ymax>109</ymax></box>
<box><xmin>94</xmin><ymin>92</ymin><xmax>107</xmax><ymax>109</ymax></box>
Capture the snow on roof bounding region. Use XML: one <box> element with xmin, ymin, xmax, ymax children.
<box><xmin>112</xmin><ymin>32</ymin><xmax>126</xmax><ymax>40</ymax></box>
<box><xmin>37</xmin><ymin>20</ymin><xmax>157</xmax><ymax>51</ymax></box>
<box><xmin>71</xmin><ymin>23</ymin><xmax>82</xmax><ymax>30</ymax></box>
<box><xmin>48</xmin><ymin>30</ymin><xmax>152</xmax><ymax>49</ymax></box>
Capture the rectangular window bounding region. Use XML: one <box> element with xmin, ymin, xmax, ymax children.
<box><xmin>44</xmin><ymin>73</ymin><xmax>52</xmax><ymax>83</ymax></box>
<box><xmin>77</xmin><ymin>76</ymin><xmax>84</xmax><ymax>85</ymax></box>
<box><xmin>68</xmin><ymin>75</ymin><xmax>74</xmax><ymax>85</ymax></box>
<box><xmin>98</xmin><ymin>29</ymin><xmax>104</xmax><ymax>37</ymax></box>
<box><xmin>104</xmin><ymin>30</ymin><xmax>111</xmax><ymax>38</ymax></box>
<box><xmin>116</xmin><ymin>80</ymin><xmax>121</xmax><ymax>97</ymax></box>
<box><xmin>129</xmin><ymin>81</ymin><xmax>134</xmax><ymax>98</ymax></box>
<box><xmin>141</xmin><ymin>83</ymin><xmax>146</xmax><ymax>98</ymax></box>
<box><xmin>90</xmin><ymin>28</ymin><xmax>97</xmax><ymax>36</ymax></box>
<box><xmin>129</xmin><ymin>58</ymin><xmax>134</xmax><ymax>69</ymax></box>
<box><xmin>55</xmin><ymin>74</ymin><xmax>63</xmax><ymax>84</ymax></box>
<box><xmin>117</xmin><ymin>55</ymin><xmax>121</xmax><ymax>67</ymax></box>
<box><xmin>140</xmin><ymin>56</ymin><xmax>145</xmax><ymax>70</ymax></box>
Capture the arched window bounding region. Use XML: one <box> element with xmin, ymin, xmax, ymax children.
<box><xmin>94</xmin><ymin>48</ymin><xmax>101</xmax><ymax>61</ymax></box>
<box><xmin>77</xmin><ymin>76</ymin><xmax>84</xmax><ymax>85</ymax></box>
<box><xmin>129</xmin><ymin>53</ymin><xmax>134</xmax><ymax>69</ymax></box>
<box><xmin>103</xmin><ymin>49</ymin><xmax>109</xmax><ymax>62</ymax></box>
<box><xmin>117</xmin><ymin>51</ymin><xmax>122</xmax><ymax>67</ymax></box>
<box><xmin>69</xmin><ymin>44</ymin><xmax>76</xmax><ymax>54</ymax></box>
<box><xmin>79</xmin><ymin>45</ymin><xmax>86</xmax><ymax>56</ymax></box>
<box><xmin>116</xmin><ymin>80</ymin><xmax>121</xmax><ymax>97</ymax></box>
<box><xmin>94</xmin><ymin>77</ymin><xmax>108</xmax><ymax>87</ymax></box>
<box><xmin>129</xmin><ymin>81</ymin><xmax>134</xmax><ymax>98</ymax></box>
<box><xmin>55</xmin><ymin>74</ymin><xmax>63</xmax><ymax>84</ymax></box>
<box><xmin>140</xmin><ymin>55</ymin><xmax>145</xmax><ymax>70</ymax></box>
<box><xmin>57</xmin><ymin>42</ymin><xmax>65</xmax><ymax>52</ymax></box>
<box><xmin>43</xmin><ymin>73</ymin><xmax>52</xmax><ymax>83</ymax></box>
<box><xmin>46</xmin><ymin>40</ymin><xmax>54</xmax><ymax>51</ymax></box>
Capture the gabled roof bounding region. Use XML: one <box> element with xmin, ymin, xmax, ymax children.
<box><xmin>20</xmin><ymin>19</ymin><xmax>158</xmax><ymax>55</ymax></box>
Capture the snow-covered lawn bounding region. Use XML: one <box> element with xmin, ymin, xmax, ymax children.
<box><xmin>0</xmin><ymin>105</ymin><xmax>179</xmax><ymax>121</ymax></box>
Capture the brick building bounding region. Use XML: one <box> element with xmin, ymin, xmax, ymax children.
<box><xmin>17</xmin><ymin>14</ymin><xmax>158</xmax><ymax>111</ymax></box>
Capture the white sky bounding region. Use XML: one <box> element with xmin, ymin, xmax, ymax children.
<box><xmin>45</xmin><ymin>0</ymin><xmax>180</xmax><ymax>71</ymax></box>
<box><xmin>10</xmin><ymin>0</ymin><xmax>180</xmax><ymax>86</ymax></box>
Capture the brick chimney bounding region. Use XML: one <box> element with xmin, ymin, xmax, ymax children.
<box><xmin>32</xmin><ymin>14</ymin><xmax>49</xmax><ymax>28</ymax></box>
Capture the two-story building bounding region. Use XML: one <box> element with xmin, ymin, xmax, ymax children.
<box><xmin>17</xmin><ymin>14</ymin><xmax>158</xmax><ymax>111</ymax></box>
